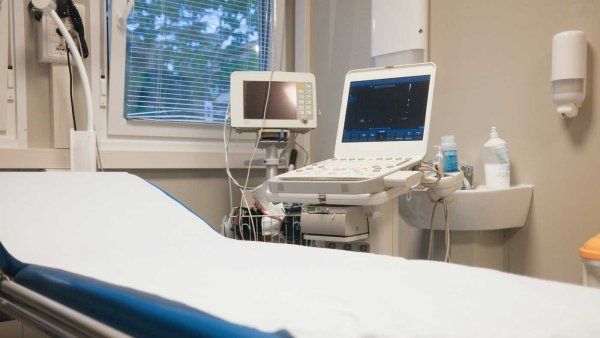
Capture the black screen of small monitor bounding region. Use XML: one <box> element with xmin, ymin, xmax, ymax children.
<box><xmin>342</xmin><ymin>75</ymin><xmax>430</xmax><ymax>143</ymax></box>
<box><xmin>243</xmin><ymin>81</ymin><xmax>298</xmax><ymax>120</ymax></box>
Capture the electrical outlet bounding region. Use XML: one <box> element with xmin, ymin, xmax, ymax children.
<box><xmin>36</xmin><ymin>3</ymin><xmax>85</xmax><ymax>64</ymax></box>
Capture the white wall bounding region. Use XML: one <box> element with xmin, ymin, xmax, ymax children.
<box><xmin>429</xmin><ymin>0</ymin><xmax>600</xmax><ymax>284</ymax></box>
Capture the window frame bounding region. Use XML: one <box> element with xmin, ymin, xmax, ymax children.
<box><xmin>0</xmin><ymin>0</ymin><xmax>27</xmax><ymax>149</ymax></box>
<box><xmin>0</xmin><ymin>1</ymin><xmax>7</xmax><ymax>133</ymax></box>
<box><xmin>104</xmin><ymin>0</ymin><xmax>287</xmax><ymax>145</ymax></box>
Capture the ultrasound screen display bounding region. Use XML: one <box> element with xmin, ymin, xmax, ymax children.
<box><xmin>243</xmin><ymin>81</ymin><xmax>298</xmax><ymax>119</ymax></box>
<box><xmin>341</xmin><ymin>75</ymin><xmax>430</xmax><ymax>143</ymax></box>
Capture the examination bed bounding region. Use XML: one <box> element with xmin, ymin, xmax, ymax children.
<box><xmin>1</xmin><ymin>173</ymin><xmax>600</xmax><ymax>337</ymax></box>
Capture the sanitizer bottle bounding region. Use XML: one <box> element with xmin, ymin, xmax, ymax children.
<box><xmin>483</xmin><ymin>127</ymin><xmax>510</xmax><ymax>188</ymax></box>
<box><xmin>441</xmin><ymin>135</ymin><xmax>459</xmax><ymax>172</ymax></box>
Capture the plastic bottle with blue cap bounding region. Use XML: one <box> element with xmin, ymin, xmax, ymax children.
<box><xmin>441</xmin><ymin>135</ymin><xmax>459</xmax><ymax>173</ymax></box>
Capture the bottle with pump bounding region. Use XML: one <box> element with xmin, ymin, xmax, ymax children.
<box><xmin>441</xmin><ymin>135</ymin><xmax>459</xmax><ymax>173</ymax></box>
<box><xmin>483</xmin><ymin>127</ymin><xmax>510</xmax><ymax>188</ymax></box>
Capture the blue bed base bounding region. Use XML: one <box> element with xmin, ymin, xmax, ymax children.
<box><xmin>0</xmin><ymin>242</ymin><xmax>291</xmax><ymax>338</ymax></box>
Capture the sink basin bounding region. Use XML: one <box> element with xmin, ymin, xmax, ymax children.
<box><xmin>398</xmin><ymin>184</ymin><xmax>534</xmax><ymax>231</ymax></box>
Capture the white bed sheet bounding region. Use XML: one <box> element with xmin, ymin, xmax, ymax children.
<box><xmin>0</xmin><ymin>172</ymin><xmax>599</xmax><ymax>338</ymax></box>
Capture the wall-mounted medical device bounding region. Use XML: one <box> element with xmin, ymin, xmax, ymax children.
<box><xmin>551</xmin><ymin>30</ymin><xmax>587</xmax><ymax>118</ymax></box>
<box><xmin>35</xmin><ymin>1</ymin><xmax>86</xmax><ymax>64</ymax></box>
<box><xmin>32</xmin><ymin>0</ymin><xmax>96</xmax><ymax>171</ymax></box>
<box><xmin>371</xmin><ymin>0</ymin><xmax>428</xmax><ymax>66</ymax></box>
<box><xmin>230</xmin><ymin>71</ymin><xmax>317</xmax><ymax>131</ymax></box>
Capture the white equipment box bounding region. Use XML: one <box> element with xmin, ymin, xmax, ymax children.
<box><xmin>301</xmin><ymin>205</ymin><xmax>369</xmax><ymax>242</ymax></box>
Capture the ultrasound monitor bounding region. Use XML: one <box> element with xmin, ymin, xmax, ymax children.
<box><xmin>341</xmin><ymin>75</ymin><xmax>430</xmax><ymax>143</ymax></box>
<box><xmin>334</xmin><ymin>63</ymin><xmax>436</xmax><ymax>159</ymax></box>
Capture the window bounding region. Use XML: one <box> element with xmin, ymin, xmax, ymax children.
<box><xmin>106</xmin><ymin>0</ymin><xmax>286</xmax><ymax>148</ymax></box>
<box><xmin>123</xmin><ymin>0</ymin><xmax>273</xmax><ymax>124</ymax></box>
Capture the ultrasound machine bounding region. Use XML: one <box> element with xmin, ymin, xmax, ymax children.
<box><xmin>266</xmin><ymin>63</ymin><xmax>449</xmax><ymax>252</ymax></box>
<box><xmin>270</xmin><ymin>63</ymin><xmax>435</xmax><ymax>195</ymax></box>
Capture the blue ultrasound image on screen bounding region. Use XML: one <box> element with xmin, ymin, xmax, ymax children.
<box><xmin>342</xmin><ymin>75</ymin><xmax>430</xmax><ymax>143</ymax></box>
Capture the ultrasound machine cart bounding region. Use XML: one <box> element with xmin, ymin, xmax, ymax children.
<box><xmin>267</xmin><ymin>63</ymin><xmax>440</xmax><ymax>256</ymax></box>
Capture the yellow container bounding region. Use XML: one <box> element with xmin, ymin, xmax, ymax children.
<box><xmin>580</xmin><ymin>234</ymin><xmax>600</xmax><ymax>288</ymax></box>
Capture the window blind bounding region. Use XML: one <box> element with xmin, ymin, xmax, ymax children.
<box><xmin>123</xmin><ymin>0</ymin><xmax>273</xmax><ymax>124</ymax></box>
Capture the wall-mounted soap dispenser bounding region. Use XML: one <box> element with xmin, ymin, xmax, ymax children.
<box><xmin>551</xmin><ymin>30</ymin><xmax>587</xmax><ymax>118</ymax></box>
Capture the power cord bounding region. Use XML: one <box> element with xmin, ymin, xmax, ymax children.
<box><xmin>66</xmin><ymin>45</ymin><xmax>77</xmax><ymax>131</ymax></box>
<box><xmin>403</xmin><ymin>162</ymin><xmax>450</xmax><ymax>262</ymax></box>
<box><xmin>426</xmin><ymin>199</ymin><xmax>451</xmax><ymax>262</ymax></box>
<box><xmin>238</xmin><ymin>70</ymin><xmax>275</xmax><ymax>241</ymax></box>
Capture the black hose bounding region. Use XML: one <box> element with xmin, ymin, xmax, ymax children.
<box><xmin>65</xmin><ymin>0</ymin><xmax>88</xmax><ymax>58</ymax></box>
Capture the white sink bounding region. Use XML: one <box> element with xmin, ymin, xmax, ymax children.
<box><xmin>398</xmin><ymin>184</ymin><xmax>534</xmax><ymax>231</ymax></box>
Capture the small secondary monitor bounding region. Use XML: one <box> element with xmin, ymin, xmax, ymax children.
<box><xmin>230</xmin><ymin>71</ymin><xmax>317</xmax><ymax>131</ymax></box>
